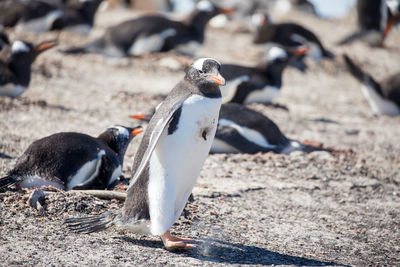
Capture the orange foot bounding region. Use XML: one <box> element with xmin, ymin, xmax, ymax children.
<box><xmin>160</xmin><ymin>230</ymin><xmax>196</xmax><ymax>250</ymax></box>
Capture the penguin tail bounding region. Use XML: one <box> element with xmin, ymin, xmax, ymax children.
<box><xmin>60</xmin><ymin>39</ymin><xmax>104</xmax><ymax>55</ymax></box>
<box><xmin>0</xmin><ymin>175</ymin><xmax>18</xmax><ymax>190</ymax></box>
<box><xmin>343</xmin><ymin>54</ymin><xmax>380</xmax><ymax>91</ymax></box>
<box><xmin>280</xmin><ymin>140</ymin><xmax>304</xmax><ymax>154</ymax></box>
<box><xmin>322</xmin><ymin>49</ymin><xmax>335</xmax><ymax>59</ymax></box>
<box><xmin>64</xmin><ymin>211</ymin><xmax>117</xmax><ymax>234</ymax></box>
<box><xmin>337</xmin><ymin>31</ymin><xmax>362</xmax><ymax>45</ymax></box>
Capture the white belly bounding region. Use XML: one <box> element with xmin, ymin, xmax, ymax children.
<box><xmin>221</xmin><ymin>75</ymin><xmax>249</xmax><ymax>104</ymax></box>
<box><xmin>128</xmin><ymin>28</ymin><xmax>177</xmax><ymax>56</ymax></box>
<box><xmin>244</xmin><ymin>86</ymin><xmax>280</xmax><ymax>104</ymax></box>
<box><xmin>211</xmin><ymin>138</ymin><xmax>239</xmax><ymax>153</ymax></box>
<box><xmin>148</xmin><ymin>94</ymin><xmax>221</xmax><ymax>235</ymax></box>
<box><xmin>362</xmin><ymin>85</ymin><xmax>400</xmax><ymax>116</ymax></box>
<box><xmin>19</xmin><ymin>175</ymin><xmax>64</xmax><ymax>189</ymax></box>
<box><xmin>67</xmin><ymin>150</ymin><xmax>105</xmax><ymax>190</ymax></box>
<box><xmin>0</xmin><ymin>84</ymin><xmax>27</xmax><ymax>98</ymax></box>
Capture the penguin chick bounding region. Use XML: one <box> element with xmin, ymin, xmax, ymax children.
<box><xmin>0</xmin><ymin>125</ymin><xmax>143</xmax><ymax>191</ymax></box>
<box><xmin>0</xmin><ymin>39</ymin><xmax>56</xmax><ymax>98</ymax></box>
<box><xmin>65</xmin><ymin>58</ymin><xmax>224</xmax><ymax>251</ymax></box>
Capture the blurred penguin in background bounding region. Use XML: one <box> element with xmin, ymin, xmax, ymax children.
<box><xmin>338</xmin><ymin>0</ymin><xmax>400</xmax><ymax>46</ymax></box>
<box><xmin>0</xmin><ymin>0</ymin><xmax>103</xmax><ymax>35</ymax></box>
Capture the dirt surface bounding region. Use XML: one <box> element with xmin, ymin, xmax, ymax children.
<box><xmin>1</xmin><ymin>7</ymin><xmax>400</xmax><ymax>267</ymax></box>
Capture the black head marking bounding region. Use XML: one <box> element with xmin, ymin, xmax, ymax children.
<box><xmin>185</xmin><ymin>58</ymin><xmax>225</xmax><ymax>96</ymax></box>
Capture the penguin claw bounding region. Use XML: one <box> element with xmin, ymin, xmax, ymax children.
<box><xmin>161</xmin><ymin>230</ymin><xmax>196</xmax><ymax>250</ymax></box>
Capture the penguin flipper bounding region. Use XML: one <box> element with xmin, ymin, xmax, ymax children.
<box><xmin>214</xmin><ymin>126</ymin><xmax>278</xmax><ymax>154</ymax></box>
<box><xmin>64</xmin><ymin>211</ymin><xmax>117</xmax><ymax>233</ymax></box>
<box><xmin>0</xmin><ymin>175</ymin><xmax>18</xmax><ymax>190</ymax></box>
<box><xmin>127</xmin><ymin>92</ymin><xmax>190</xmax><ymax>189</ymax></box>
<box><xmin>337</xmin><ymin>31</ymin><xmax>363</xmax><ymax>45</ymax></box>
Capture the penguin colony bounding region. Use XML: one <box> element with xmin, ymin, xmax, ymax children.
<box><xmin>0</xmin><ymin>0</ymin><xmax>399</xmax><ymax>252</ymax></box>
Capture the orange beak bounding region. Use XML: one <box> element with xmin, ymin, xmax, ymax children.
<box><xmin>218</xmin><ymin>8</ymin><xmax>235</xmax><ymax>14</ymax></box>
<box><xmin>294</xmin><ymin>46</ymin><xmax>310</xmax><ymax>55</ymax></box>
<box><xmin>130</xmin><ymin>114</ymin><xmax>148</xmax><ymax>120</ymax></box>
<box><xmin>207</xmin><ymin>74</ymin><xmax>226</xmax><ymax>85</ymax></box>
<box><xmin>130</xmin><ymin>127</ymin><xmax>143</xmax><ymax>136</ymax></box>
<box><xmin>34</xmin><ymin>40</ymin><xmax>57</xmax><ymax>52</ymax></box>
<box><xmin>383</xmin><ymin>18</ymin><xmax>395</xmax><ymax>38</ymax></box>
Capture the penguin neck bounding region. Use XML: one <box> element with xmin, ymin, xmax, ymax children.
<box><xmin>8</xmin><ymin>55</ymin><xmax>34</xmax><ymax>87</ymax></box>
<box><xmin>185</xmin><ymin>78</ymin><xmax>222</xmax><ymax>98</ymax></box>
<box><xmin>258</xmin><ymin>62</ymin><xmax>284</xmax><ymax>88</ymax></box>
<box><xmin>78</xmin><ymin>0</ymin><xmax>102</xmax><ymax>26</ymax></box>
<box><xmin>97</xmin><ymin>134</ymin><xmax>128</xmax><ymax>164</ymax></box>
<box><xmin>185</xmin><ymin>11</ymin><xmax>216</xmax><ymax>42</ymax></box>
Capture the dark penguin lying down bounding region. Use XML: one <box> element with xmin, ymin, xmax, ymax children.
<box><xmin>0</xmin><ymin>125</ymin><xmax>142</xmax><ymax>191</ymax></box>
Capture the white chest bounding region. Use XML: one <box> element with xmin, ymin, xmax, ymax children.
<box><xmin>147</xmin><ymin>94</ymin><xmax>221</xmax><ymax>235</ymax></box>
<box><xmin>244</xmin><ymin>86</ymin><xmax>280</xmax><ymax>104</ymax></box>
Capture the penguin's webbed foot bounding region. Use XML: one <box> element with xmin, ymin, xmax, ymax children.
<box><xmin>161</xmin><ymin>230</ymin><xmax>196</xmax><ymax>250</ymax></box>
<box><xmin>27</xmin><ymin>189</ymin><xmax>47</xmax><ymax>212</ymax></box>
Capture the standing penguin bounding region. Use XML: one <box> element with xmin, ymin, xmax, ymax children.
<box><xmin>343</xmin><ymin>54</ymin><xmax>400</xmax><ymax>116</ymax></box>
<box><xmin>0</xmin><ymin>40</ymin><xmax>56</xmax><ymax>98</ymax></box>
<box><xmin>338</xmin><ymin>0</ymin><xmax>399</xmax><ymax>46</ymax></box>
<box><xmin>131</xmin><ymin>102</ymin><xmax>304</xmax><ymax>154</ymax></box>
<box><xmin>0</xmin><ymin>125</ymin><xmax>143</xmax><ymax>191</ymax></box>
<box><xmin>66</xmin><ymin>58</ymin><xmax>224</xmax><ymax>250</ymax></box>
<box><xmin>62</xmin><ymin>0</ymin><xmax>234</xmax><ymax>57</ymax></box>
<box><xmin>220</xmin><ymin>45</ymin><xmax>308</xmax><ymax>104</ymax></box>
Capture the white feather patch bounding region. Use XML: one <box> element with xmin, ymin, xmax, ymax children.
<box><xmin>267</xmin><ymin>46</ymin><xmax>287</xmax><ymax>61</ymax></box>
<box><xmin>19</xmin><ymin>175</ymin><xmax>65</xmax><ymax>189</ymax></box>
<box><xmin>218</xmin><ymin>119</ymin><xmax>277</xmax><ymax>149</ymax></box>
<box><xmin>12</xmin><ymin>41</ymin><xmax>29</xmax><ymax>53</ymax></box>
<box><xmin>221</xmin><ymin>75</ymin><xmax>249</xmax><ymax>104</ymax></box>
<box><xmin>244</xmin><ymin>86</ymin><xmax>280</xmax><ymax>104</ymax></box>
<box><xmin>107</xmin><ymin>165</ymin><xmax>122</xmax><ymax>186</ymax></box>
<box><xmin>148</xmin><ymin>94</ymin><xmax>221</xmax><ymax>235</ymax></box>
<box><xmin>211</xmin><ymin>138</ymin><xmax>239</xmax><ymax>153</ymax></box>
<box><xmin>128</xmin><ymin>28</ymin><xmax>176</xmax><ymax>56</ymax></box>
<box><xmin>196</xmin><ymin>0</ymin><xmax>214</xmax><ymax>12</ymax></box>
<box><xmin>67</xmin><ymin>150</ymin><xmax>105</xmax><ymax>190</ymax></box>
<box><xmin>0</xmin><ymin>84</ymin><xmax>27</xmax><ymax>98</ymax></box>
<box><xmin>361</xmin><ymin>85</ymin><xmax>400</xmax><ymax>116</ymax></box>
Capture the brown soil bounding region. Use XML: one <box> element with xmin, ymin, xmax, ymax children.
<box><xmin>1</xmin><ymin>8</ymin><xmax>399</xmax><ymax>267</ymax></box>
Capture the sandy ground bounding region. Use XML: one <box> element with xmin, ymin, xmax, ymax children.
<box><xmin>1</xmin><ymin>7</ymin><xmax>400</xmax><ymax>267</ymax></box>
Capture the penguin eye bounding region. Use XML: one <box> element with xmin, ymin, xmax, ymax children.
<box><xmin>198</xmin><ymin>70</ymin><xmax>204</xmax><ymax>74</ymax></box>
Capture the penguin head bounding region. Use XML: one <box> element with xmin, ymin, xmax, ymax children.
<box><xmin>189</xmin><ymin>1</ymin><xmax>235</xmax><ymax>27</ymax></box>
<box><xmin>260</xmin><ymin>45</ymin><xmax>309</xmax><ymax>73</ymax></box>
<box><xmin>186</xmin><ymin>58</ymin><xmax>226</xmax><ymax>90</ymax></box>
<box><xmin>98</xmin><ymin>125</ymin><xmax>142</xmax><ymax>163</ymax></box>
<box><xmin>10</xmin><ymin>40</ymin><xmax>56</xmax><ymax>65</ymax></box>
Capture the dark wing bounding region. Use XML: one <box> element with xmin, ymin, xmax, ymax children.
<box><xmin>381</xmin><ymin>73</ymin><xmax>400</xmax><ymax>106</ymax></box>
<box><xmin>0</xmin><ymin>61</ymin><xmax>17</xmax><ymax>86</ymax></box>
<box><xmin>215</xmin><ymin>126</ymin><xmax>278</xmax><ymax>154</ymax></box>
<box><xmin>127</xmin><ymin>83</ymin><xmax>191</xmax><ymax>190</ymax></box>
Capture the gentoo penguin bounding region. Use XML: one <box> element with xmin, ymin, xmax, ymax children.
<box><xmin>0</xmin><ymin>40</ymin><xmax>56</xmax><ymax>98</ymax></box>
<box><xmin>0</xmin><ymin>125</ymin><xmax>143</xmax><ymax>191</ymax></box>
<box><xmin>66</xmin><ymin>58</ymin><xmax>225</xmax><ymax>250</ymax></box>
<box><xmin>0</xmin><ymin>0</ymin><xmax>102</xmax><ymax>34</ymax></box>
<box><xmin>62</xmin><ymin>0</ymin><xmax>234</xmax><ymax>57</ymax></box>
<box><xmin>131</xmin><ymin>102</ymin><xmax>304</xmax><ymax>154</ymax></box>
<box><xmin>253</xmin><ymin>14</ymin><xmax>334</xmax><ymax>62</ymax></box>
<box><xmin>343</xmin><ymin>54</ymin><xmax>400</xmax><ymax>116</ymax></box>
<box><xmin>338</xmin><ymin>0</ymin><xmax>399</xmax><ymax>46</ymax></box>
<box><xmin>219</xmin><ymin>45</ymin><xmax>308</xmax><ymax>104</ymax></box>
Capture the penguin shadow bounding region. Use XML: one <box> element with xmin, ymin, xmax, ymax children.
<box><xmin>119</xmin><ymin>236</ymin><xmax>346</xmax><ymax>266</ymax></box>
